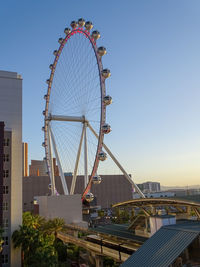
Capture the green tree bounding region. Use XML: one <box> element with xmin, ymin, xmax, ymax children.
<box><xmin>23</xmin><ymin>211</ymin><xmax>45</xmax><ymax>229</ymax></box>
<box><xmin>12</xmin><ymin>213</ymin><xmax>59</xmax><ymax>266</ymax></box>
<box><xmin>42</xmin><ymin>217</ymin><xmax>65</xmax><ymax>236</ymax></box>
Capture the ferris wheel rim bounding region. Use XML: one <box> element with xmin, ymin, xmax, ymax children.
<box><xmin>43</xmin><ymin>26</ymin><xmax>107</xmax><ymax>198</ymax></box>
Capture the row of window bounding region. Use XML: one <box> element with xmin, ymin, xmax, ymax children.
<box><xmin>3</xmin><ymin>170</ymin><xmax>9</xmax><ymax>178</ymax></box>
<box><xmin>3</xmin><ymin>202</ymin><xmax>8</xmax><ymax>211</ymax></box>
<box><xmin>2</xmin><ymin>254</ymin><xmax>8</xmax><ymax>264</ymax></box>
<box><xmin>3</xmin><ymin>186</ymin><xmax>9</xmax><ymax>194</ymax></box>
<box><xmin>3</xmin><ymin>218</ymin><xmax>8</xmax><ymax>228</ymax></box>
<box><xmin>3</xmin><ymin>154</ymin><xmax>9</xmax><ymax>162</ymax></box>
<box><xmin>3</xmin><ymin>139</ymin><xmax>9</xmax><ymax>147</ymax></box>
<box><xmin>2</xmin><ymin>236</ymin><xmax>8</xmax><ymax>246</ymax></box>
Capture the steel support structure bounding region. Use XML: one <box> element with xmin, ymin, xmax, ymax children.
<box><xmin>87</xmin><ymin>122</ymin><xmax>145</xmax><ymax>198</ymax></box>
<box><xmin>49</xmin><ymin>125</ymin><xmax>69</xmax><ymax>195</ymax></box>
<box><xmin>84</xmin><ymin>123</ymin><xmax>89</xmax><ymax>189</ymax></box>
<box><xmin>70</xmin><ymin>124</ymin><xmax>85</xmax><ymax>195</ymax></box>
<box><xmin>47</xmin><ymin>126</ymin><xmax>56</xmax><ymax>195</ymax></box>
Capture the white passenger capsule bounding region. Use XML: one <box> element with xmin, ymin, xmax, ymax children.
<box><xmin>42</xmin><ymin>110</ymin><xmax>46</xmax><ymax>116</ymax></box>
<box><xmin>98</xmin><ymin>151</ymin><xmax>107</xmax><ymax>161</ymax></box>
<box><xmin>42</xmin><ymin>126</ymin><xmax>45</xmax><ymax>131</ymax></box>
<box><xmin>70</xmin><ymin>21</ymin><xmax>78</xmax><ymax>29</ymax></box>
<box><xmin>85</xmin><ymin>192</ymin><xmax>94</xmax><ymax>202</ymax></box>
<box><xmin>53</xmin><ymin>50</ymin><xmax>58</xmax><ymax>56</ymax></box>
<box><xmin>64</xmin><ymin>27</ymin><xmax>71</xmax><ymax>35</ymax></box>
<box><xmin>78</xmin><ymin>18</ymin><xmax>85</xmax><ymax>27</ymax></box>
<box><xmin>93</xmin><ymin>175</ymin><xmax>101</xmax><ymax>185</ymax></box>
<box><xmin>103</xmin><ymin>95</ymin><xmax>112</xmax><ymax>105</ymax></box>
<box><xmin>44</xmin><ymin>94</ymin><xmax>48</xmax><ymax>100</ymax></box>
<box><xmin>91</xmin><ymin>30</ymin><xmax>100</xmax><ymax>41</ymax></box>
<box><xmin>42</xmin><ymin>142</ymin><xmax>46</xmax><ymax>147</ymax></box>
<box><xmin>102</xmin><ymin>123</ymin><xmax>111</xmax><ymax>134</ymax></box>
<box><xmin>102</xmin><ymin>69</ymin><xmax>111</xmax><ymax>79</ymax></box>
<box><xmin>49</xmin><ymin>64</ymin><xmax>53</xmax><ymax>70</ymax></box>
<box><xmin>85</xmin><ymin>21</ymin><xmax>93</xmax><ymax>31</ymax></box>
<box><xmin>46</xmin><ymin>79</ymin><xmax>50</xmax><ymax>84</ymax></box>
<box><xmin>48</xmin><ymin>184</ymin><xmax>52</xmax><ymax>190</ymax></box>
<box><xmin>58</xmin><ymin>38</ymin><xmax>63</xmax><ymax>44</ymax></box>
<box><xmin>97</xmin><ymin>46</ymin><xmax>107</xmax><ymax>57</ymax></box>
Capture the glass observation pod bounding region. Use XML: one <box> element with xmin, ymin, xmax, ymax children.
<box><xmin>91</xmin><ymin>30</ymin><xmax>100</xmax><ymax>41</ymax></box>
<box><xmin>102</xmin><ymin>123</ymin><xmax>111</xmax><ymax>134</ymax></box>
<box><xmin>85</xmin><ymin>21</ymin><xmax>93</xmax><ymax>31</ymax></box>
<box><xmin>64</xmin><ymin>28</ymin><xmax>71</xmax><ymax>35</ymax></box>
<box><xmin>78</xmin><ymin>18</ymin><xmax>85</xmax><ymax>27</ymax></box>
<box><xmin>48</xmin><ymin>184</ymin><xmax>52</xmax><ymax>190</ymax></box>
<box><xmin>98</xmin><ymin>151</ymin><xmax>107</xmax><ymax>161</ymax></box>
<box><xmin>103</xmin><ymin>95</ymin><xmax>112</xmax><ymax>105</ymax></box>
<box><xmin>97</xmin><ymin>46</ymin><xmax>107</xmax><ymax>57</ymax></box>
<box><xmin>70</xmin><ymin>21</ymin><xmax>78</xmax><ymax>29</ymax></box>
<box><xmin>93</xmin><ymin>175</ymin><xmax>102</xmax><ymax>184</ymax></box>
<box><xmin>85</xmin><ymin>192</ymin><xmax>94</xmax><ymax>202</ymax></box>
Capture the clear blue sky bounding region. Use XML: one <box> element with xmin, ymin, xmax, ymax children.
<box><xmin>1</xmin><ymin>0</ymin><xmax>200</xmax><ymax>186</ymax></box>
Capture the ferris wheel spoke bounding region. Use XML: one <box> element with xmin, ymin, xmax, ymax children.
<box><xmin>70</xmin><ymin>124</ymin><xmax>85</xmax><ymax>195</ymax></box>
<box><xmin>49</xmin><ymin>125</ymin><xmax>69</xmax><ymax>195</ymax></box>
<box><xmin>49</xmin><ymin>114</ymin><xmax>86</xmax><ymax>123</ymax></box>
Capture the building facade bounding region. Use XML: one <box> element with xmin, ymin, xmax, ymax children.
<box><xmin>0</xmin><ymin>70</ymin><xmax>22</xmax><ymax>267</ymax></box>
<box><xmin>23</xmin><ymin>174</ymin><xmax>133</xmax><ymax>211</ymax></box>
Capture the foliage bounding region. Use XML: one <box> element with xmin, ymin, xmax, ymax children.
<box><xmin>54</xmin><ymin>238</ymin><xmax>68</xmax><ymax>263</ymax></box>
<box><xmin>103</xmin><ymin>256</ymin><xmax>120</xmax><ymax>267</ymax></box>
<box><xmin>98</xmin><ymin>209</ymin><xmax>105</xmax><ymax>217</ymax></box>
<box><xmin>42</xmin><ymin>217</ymin><xmax>65</xmax><ymax>236</ymax></box>
<box><xmin>12</xmin><ymin>212</ymin><xmax>66</xmax><ymax>266</ymax></box>
<box><xmin>112</xmin><ymin>208</ymin><xmax>130</xmax><ymax>224</ymax></box>
<box><xmin>0</xmin><ymin>227</ymin><xmax>4</xmax><ymax>253</ymax></box>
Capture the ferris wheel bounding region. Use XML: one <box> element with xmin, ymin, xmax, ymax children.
<box><xmin>42</xmin><ymin>18</ymin><xmax>145</xmax><ymax>201</ymax></box>
<box><xmin>42</xmin><ymin>19</ymin><xmax>112</xmax><ymax>201</ymax></box>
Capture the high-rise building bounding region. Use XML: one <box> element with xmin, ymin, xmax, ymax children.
<box><xmin>137</xmin><ymin>181</ymin><xmax>161</xmax><ymax>193</ymax></box>
<box><xmin>22</xmin><ymin>142</ymin><xmax>28</xmax><ymax>177</ymax></box>
<box><xmin>29</xmin><ymin>158</ymin><xmax>59</xmax><ymax>177</ymax></box>
<box><xmin>29</xmin><ymin>159</ymin><xmax>47</xmax><ymax>176</ymax></box>
<box><xmin>0</xmin><ymin>70</ymin><xmax>22</xmax><ymax>267</ymax></box>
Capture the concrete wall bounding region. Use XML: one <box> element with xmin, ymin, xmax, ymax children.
<box><xmin>0</xmin><ymin>70</ymin><xmax>22</xmax><ymax>267</ymax></box>
<box><xmin>36</xmin><ymin>194</ymin><xmax>83</xmax><ymax>225</ymax></box>
<box><xmin>150</xmin><ymin>216</ymin><xmax>176</xmax><ymax>236</ymax></box>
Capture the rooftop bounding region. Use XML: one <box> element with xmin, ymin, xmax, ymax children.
<box><xmin>121</xmin><ymin>221</ymin><xmax>200</xmax><ymax>267</ymax></box>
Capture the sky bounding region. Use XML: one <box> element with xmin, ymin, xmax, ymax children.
<box><xmin>0</xmin><ymin>0</ymin><xmax>200</xmax><ymax>186</ymax></box>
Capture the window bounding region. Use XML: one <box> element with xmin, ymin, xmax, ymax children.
<box><xmin>2</xmin><ymin>237</ymin><xmax>8</xmax><ymax>246</ymax></box>
<box><xmin>3</xmin><ymin>170</ymin><xmax>9</xmax><ymax>178</ymax></box>
<box><xmin>3</xmin><ymin>203</ymin><xmax>8</xmax><ymax>211</ymax></box>
<box><xmin>3</xmin><ymin>154</ymin><xmax>9</xmax><ymax>162</ymax></box>
<box><xmin>2</xmin><ymin>254</ymin><xmax>8</xmax><ymax>264</ymax></box>
<box><xmin>3</xmin><ymin>186</ymin><xmax>8</xmax><ymax>194</ymax></box>
<box><xmin>3</xmin><ymin>139</ymin><xmax>9</xmax><ymax>146</ymax></box>
<box><xmin>3</xmin><ymin>218</ymin><xmax>8</xmax><ymax>228</ymax></box>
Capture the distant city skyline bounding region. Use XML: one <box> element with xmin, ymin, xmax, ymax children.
<box><xmin>1</xmin><ymin>0</ymin><xmax>200</xmax><ymax>186</ymax></box>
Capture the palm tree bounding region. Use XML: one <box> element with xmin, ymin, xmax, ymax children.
<box><xmin>23</xmin><ymin>211</ymin><xmax>45</xmax><ymax>229</ymax></box>
<box><xmin>43</xmin><ymin>218</ymin><xmax>65</xmax><ymax>236</ymax></box>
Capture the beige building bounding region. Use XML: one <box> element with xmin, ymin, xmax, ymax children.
<box><xmin>22</xmin><ymin>142</ymin><xmax>28</xmax><ymax>177</ymax></box>
<box><xmin>0</xmin><ymin>70</ymin><xmax>22</xmax><ymax>267</ymax></box>
<box><xmin>23</xmin><ymin>174</ymin><xmax>133</xmax><ymax>211</ymax></box>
